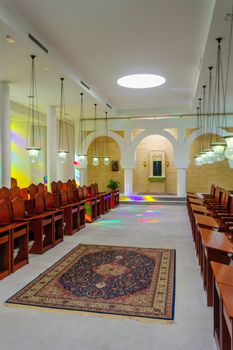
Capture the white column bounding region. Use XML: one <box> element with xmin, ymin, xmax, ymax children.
<box><xmin>177</xmin><ymin>168</ymin><xmax>186</xmax><ymax>197</ymax></box>
<box><xmin>79</xmin><ymin>168</ymin><xmax>87</xmax><ymax>186</ymax></box>
<box><xmin>47</xmin><ymin>106</ymin><xmax>57</xmax><ymax>190</ymax></box>
<box><xmin>0</xmin><ymin>81</ymin><xmax>11</xmax><ymax>187</ymax></box>
<box><xmin>124</xmin><ymin>168</ymin><xmax>133</xmax><ymax>196</ymax></box>
<box><xmin>121</xmin><ymin>158</ymin><xmax>136</xmax><ymax>196</ymax></box>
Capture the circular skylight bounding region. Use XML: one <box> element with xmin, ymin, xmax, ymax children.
<box><xmin>117</xmin><ymin>74</ymin><xmax>166</xmax><ymax>89</ymax></box>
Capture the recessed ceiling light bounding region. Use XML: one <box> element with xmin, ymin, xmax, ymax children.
<box><xmin>4</xmin><ymin>34</ymin><xmax>16</xmax><ymax>44</ymax></box>
<box><xmin>117</xmin><ymin>74</ymin><xmax>166</xmax><ymax>89</ymax></box>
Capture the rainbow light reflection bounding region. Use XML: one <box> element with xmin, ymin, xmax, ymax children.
<box><xmin>94</xmin><ymin>219</ymin><xmax>122</xmax><ymax>225</ymax></box>
<box><xmin>139</xmin><ymin>219</ymin><xmax>159</xmax><ymax>223</ymax></box>
<box><xmin>74</xmin><ymin>158</ymin><xmax>81</xmax><ymax>186</ymax></box>
<box><xmin>11</xmin><ymin>120</ymin><xmax>31</xmax><ymax>187</ymax></box>
<box><xmin>120</xmin><ymin>195</ymin><xmax>157</xmax><ymax>202</ymax></box>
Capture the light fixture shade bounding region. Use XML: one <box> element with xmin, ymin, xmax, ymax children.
<box><xmin>214</xmin><ymin>152</ymin><xmax>226</xmax><ymax>162</ymax></box>
<box><xmin>77</xmin><ymin>154</ymin><xmax>87</xmax><ymax>167</ymax></box>
<box><xmin>194</xmin><ymin>155</ymin><xmax>202</xmax><ymax>166</ymax></box>
<box><xmin>223</xmin><ymin>135</ymin><xmax>233</xmax><ymax>160</ymax></box>
<box><xmin>58</xmin><ymin>150</ymin><xmax>69</xmax><ymax>163</ymax></box>
<box><xmin>92</xmin><ymin>156</ymin><xmax>99</xmax><ymax>166</ymax></box>
<box><xmin>204</xmin><ymin>149</ymin><xmax>215</xmax><ymax>164</ymax></box>
<box><xmin>27</xmin><ymin>147</ymin><xmax>40</xmax><ymax>163</ymax></box>
<box><xmin>103</xmin><ymin>156</ymin><xmax>110</xmax><ymax>165</ymax></box>
<box><xmin>199</xmin><ymin>151</ymin><xmax>207</xmax><ymax>165</ymax></box>
<box><xmin>211</xmin><ymin>142</ymin><xmax>226</xmax><ymax>154</ymax></box>
<box><xmin>223</xmin><ymin>135</ymin><xmax>233</xmax><ymax>147</ymax></box>
<box><xmin>225</xmin><ymin>148</ymin><xmax>233</xmax><ymax>160</ymax></box>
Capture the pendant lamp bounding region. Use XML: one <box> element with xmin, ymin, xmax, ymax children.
<box><xmin>103</xmin><ymin>111</ymin><xmax>110</xmax><ymax>165</ymax></box>
<box><xmin>78</xmin><ymin>92</ymin><xmax>87</xmax><ymax>167</ymax></box>
<box><xmin>92</xmin><ymin>104</ymin><xmax>99</xmax><ymax>166</ymax></box>
<box><xmin>26</xmin><ymin>55</ymin><xmax>42</xmax><ymax>163</ymax></box>
<box><xmin>58</xmin><ymin>78</ymin><xmax>69</xmax><ymax>163</ymax></box>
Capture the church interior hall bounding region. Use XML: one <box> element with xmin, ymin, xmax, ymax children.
<box><xmin>0</xmin><ymin>204</ymin><xmax>215</xmax><ymax>350</ymax></box>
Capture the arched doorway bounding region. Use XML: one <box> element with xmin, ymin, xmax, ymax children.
<box><xmin>133</xmin><ymin>134</ymin><xmax>176</xmax><ymax>194</ymax></box>
<box><xmin>87</xmin><ymin>136</ymin><xmax>124</xmax><ymax>192</ymax></box>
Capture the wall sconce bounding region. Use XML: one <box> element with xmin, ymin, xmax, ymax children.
<box><xmin>166</xmin><ymin>160</ymin><xmax>170</xmax><ymax>167</ymax></box>
<box><xmin>143</xmin><ymin>161</ymin><xmax>147</xmax><ymax>167</ymax></box>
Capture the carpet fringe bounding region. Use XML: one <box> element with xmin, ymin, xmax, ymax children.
<box><xmin>3</xmin><ymin>303</ymin><xmax>175</xmax><ymax>325</ymax></box>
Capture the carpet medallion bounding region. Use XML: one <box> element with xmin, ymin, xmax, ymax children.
<box><xmin>6</xmin><ymin>244</ymin><xmax>176</xmax><ymax>321</ymax></box>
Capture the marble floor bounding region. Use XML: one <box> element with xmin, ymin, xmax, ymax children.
<box><xmin>0</xmin><ymin>204</ymin><xmax>216</xmax><ymax>350</ymax></box>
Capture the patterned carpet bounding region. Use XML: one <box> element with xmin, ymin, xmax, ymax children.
<box><xmin>6</xmin><ymin>244</ymin><xmax>176</xmax><ymax>321</ymax></box>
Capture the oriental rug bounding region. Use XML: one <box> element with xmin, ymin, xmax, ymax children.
<box><xmin>6</xmin><ymin>244</ymin><xmax>176</xmax><ymax>321</ymax></box>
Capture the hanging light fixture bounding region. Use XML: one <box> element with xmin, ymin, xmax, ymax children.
<box><xmin>92</xmin><ymin>103</ymin><xmax>99</xmax><ymax>166</ymax></box>
<box><xmin>77</xmin><ymin>92</ymin><xmax>87</xmax><ymax>167</ymax></box>
<box><xmin>196</xmin><ymin>97</ymin><xmax>208</xmax><ymax>165</ymax></box>
<box><xmin>204</xmin><ymin>68</ymin><xmax>216</xmax><ymax>164</ymax></box>
<box><xmin>210</xmin><ymin>38</ymin><xmax>226</xmax><ymax>162</ymax></box>
<box><xmin>103</xmin><ymin>111</ymin><xmax>110</xmax><ymax>165</ymax></box>
<box><xmin>58</xmin><ymin>78</ymin><xmax>69</xmax><ymax>163</ymax></box>
<box><xmin>194</xmin><ymin>107</ymin><xmax>203</xmax><ymax>166</ymax></box>
<box><xmin>223</xmin><ymin>6</ymin><xmax>233</xmax><ymax>159</ymax></box>
<box><xmin>26</xmin><ymin>55</ymin><xmax>42</xmax><ymax>163</ymax></box>
<box><xmin>201</xmin><ymin>85</ymin><xmax>212</xmax><ymax>164</ymax></box>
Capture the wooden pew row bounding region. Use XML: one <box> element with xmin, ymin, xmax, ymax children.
<box><xmin>0</xmin><ymin>178</ymin><xmax>119</xmax><ymax>280</ymax></box>
<box><xmin>187</xmin><ymin>184</ymin><xmax>233</xmax><ymax>350</ymax></box>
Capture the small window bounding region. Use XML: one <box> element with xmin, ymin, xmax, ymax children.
<box><xmin>153</xmin><ymin>160</ymin><xmax>162</xmax><ymax>176</ymax></box>
<box><xmin>150</xmin><ymin>150</ymin><xmax>166</xmax><ymax>177</ymax></box>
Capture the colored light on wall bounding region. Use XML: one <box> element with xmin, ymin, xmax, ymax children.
<box><xmin>11</xmin><ymin>120</ymin><xmax>31</xmax><ymax>188</ymax></box>
<box><xmin>74</xmin><ymin>158</ymin><xmax>81</xmax><ymax>186</ymax></box>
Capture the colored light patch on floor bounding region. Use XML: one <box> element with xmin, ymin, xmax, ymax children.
<box><xmin>148</xmin><ymin>205</ymin><xmax>164</xmax><ymax>209</ymax></box>
<box><xmin>138</xmin><ymin>219</ymin><xmax>159</xmax><ymax>223</ymax></box>
<box><xmin>143</xmin><ymin>211</ymin><xmax>161</xmax><ymax>217</ymax></box>
<box><xmin>94</xmin><ymin>220</ymin><xmax>122</xmax><ymax>225</ymax></box>
<box><xmin>120</xmin><ymin>196</ymin><xmax>157</xmax><ymax>202</ymax></box>
<box><xmin>146</xmin><ymin>209</ymin><xmax>160</xmax><ymax>213</ymax></box>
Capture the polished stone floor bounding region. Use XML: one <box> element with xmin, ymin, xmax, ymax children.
<box><xmin>0</xmin><ymin>204</ymin><xmax>216</xmax><ymax>350</ymax></box>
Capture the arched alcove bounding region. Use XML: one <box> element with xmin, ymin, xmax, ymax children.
<box><xmin>133</xmin><ymin>134</ymin><xmax>177</xmax><ymax>194</ymax></box>
<box><xmin>87</xmin><ymin>136</ymin><xmax>124</xmax><ymax>192</ymax></box>
<box><xmin>187</xmin><ymin>133</ymin><xmax>233</xmax><ymax>193</ymax></box>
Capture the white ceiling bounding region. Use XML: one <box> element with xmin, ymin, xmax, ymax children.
<box><xmin>0</xmin><ymin>0</ymin><xmax>233</xmax><ymax>121</ymax></box>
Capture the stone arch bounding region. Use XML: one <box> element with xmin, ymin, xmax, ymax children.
<box><xmin>131</xmin><ymin>128</ymin><xmax>178</xmax><ymax>158</ymax></box>
<box><xmin>185</xmin><ymin>127</ymin><xmax>229</xmax><ymax>150</ymax></box>
<box><xmin>82</xmin><ymin>130</ymin><xmax>125</xmax><ymax>156</ymax></box>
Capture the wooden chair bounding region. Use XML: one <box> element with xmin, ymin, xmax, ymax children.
<box><xmin>10</xmin><ymin>186</ymin><xmax>20</xmax><ymax>200</ymax></box>
<box><xmin>0</xmin><ymin>223</ymin><xmax>11</xmax><ymax>280</ymax></box>
<box><xmin>57</xmin><ymin>181</ymin><xmax>64</xmax><ymax>192</ymax></box>
<box><xmin>44</xmin><ymin>192</ymin><xmax>64</xmax><ymax>246</ymax></box>
<box><xmin>10</xmin><ymin>177</ymin><xmax>18</xmax><ymax>188</ymax></box>
<box><xmin>51</xmin><ymin>181</ymin><xmax>61</xmax><ymax>208</ymax></box>
<box><xmin>0</xmin><ymin>199</ymin><xmax>29</xmax><ymax>273</ymax></box>
<box><xmin>66</xmin><ymin>185</ymin><xmax>85</xmax><ymax>230</ymax></box>
<box><xmin>0</xmin><ymin>186</ymin><xmax>11</xmax><ymax>202</ymax></box>
<box><xmin>82</xmin><ymin>185</ymin><xmax>98</xmax><ymax>222</ymax></box>
<box><xmin>20</xmin><ymin>188</ymin><xmax>29</xmax><ymax>200</ymax></box>
<box><xmin>12</xmin><ymin>196</ymin><xmax>53</xmax><ymax>254</ymax></box>
<box><xmin>59</xmin><ymin>189</ymin><xmax>79</xmax><ymax>235</ymax></box>
<box><xmin>28</xmin><ymin>183</ymin><xmax>38</xmax><ymax>198</ymax></box>
<box><xmin>202</xmin><ymin>183</ymin><xmax>216</xmax><ymax>199</ymax></box>
<box><xmin>67</xmin><ymin>180</ymin><xmax>79</xmax><ymax>202</ymax></box>
<box><xmin>37</xmin><ymin>183</ymin><xmax>47</xmax><ymax>194</ymax></box>
<box><xmin>91</xmin><ymin>183</ymin><xmax>109</xmax><ymax>215</ymax></box>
